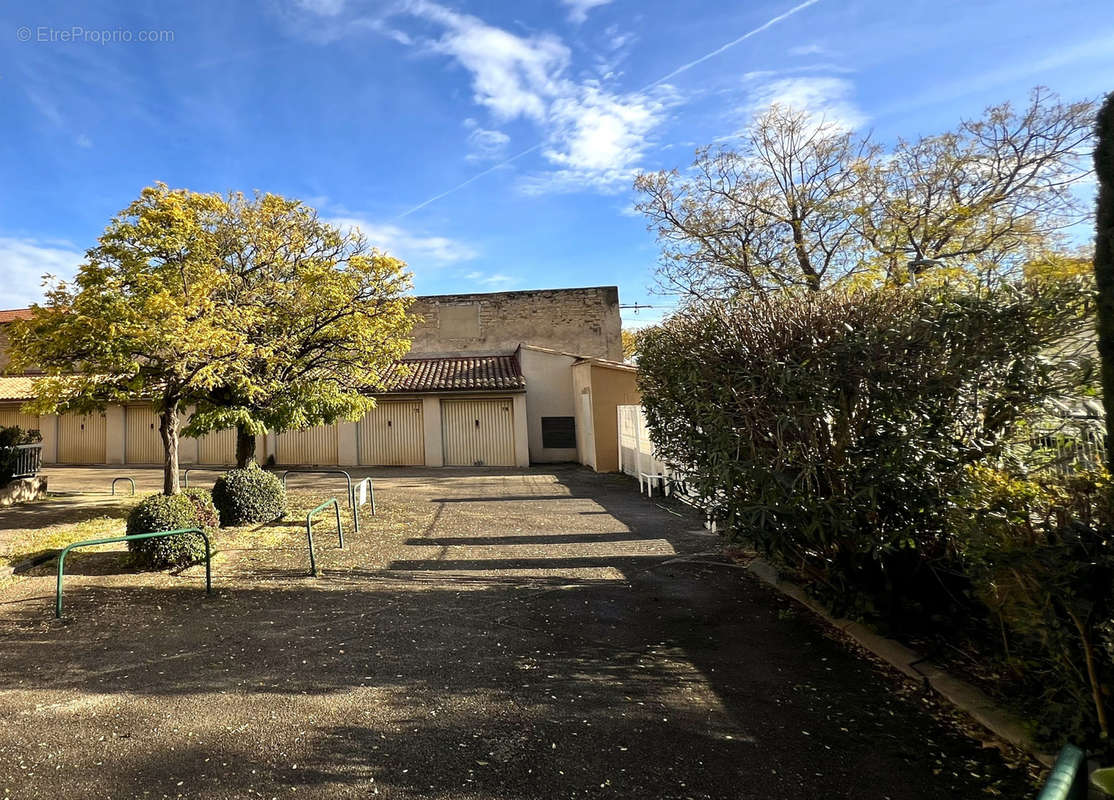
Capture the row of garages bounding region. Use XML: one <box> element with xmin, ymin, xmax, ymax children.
<box><xmin>0</xmin><ymin>396</ymin><xmax>527</xmax><ymax>467</ymax></box>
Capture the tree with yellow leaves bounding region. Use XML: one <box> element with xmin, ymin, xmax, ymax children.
<box><xmin>8</xmin><ymin>185</ymin><xmax>415</xmax><ymax>494</ymax></box>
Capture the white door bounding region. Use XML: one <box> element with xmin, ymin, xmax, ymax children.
<box><xmin>359</xmin><ymin>401</ymin><xmax>424</xmax><ymax>466</ymax></box>
<box><xmin>441</xmin><ymin>398</ymin><xmax>515</xmax><ymax>467</ymax></box>
<box><xmin>57</xmin><ymin>412</ymin><xmax>107</xmax><ymax>464</ymax></box>
<box><xmin>276</xmin><ymin>424</ymin><xmax>339</xmax><ymax>466</ymax></box>
<box><xmin>125</xmin><ymin>405</ymin><xmax>163</xmax><ymax>464</ymax></box>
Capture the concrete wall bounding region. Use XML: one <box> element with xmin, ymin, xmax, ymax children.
<box><xmin>410</xmin><ymin>287</ymin><xmax>622</xmax><ymax>361</ymax></box>
<box><xmin>518</xmin><ymin>346</ymin><xmax>578</xmax><ymax>464</ymax></box>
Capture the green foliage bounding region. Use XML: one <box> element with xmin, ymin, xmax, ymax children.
<box><xmin>211</xmin><ymin>464</ymin><xmax>286</xmax><ymax>526</ymax></box>
<box><xmin>639</xmin><ymin>280</ymin><xmax>1089</xmax><ymax>611</ymax></box>
<box><xmin>0</xmin><ymin>425</ymin><xmax>41</xmax><ymax>486</ymax></box>
<box><xmin>956</xmin><ymin>467</ymin><xmax>1114</xmax><ymax>746</ymax></box>
<box><xmin>125</xmin><ymin>490</ymin><xmax>216</xmax><ymax>569</ymax></box>
<box><xmin>638</xmin><ymin>274</ymin><xmax>1106</xmax><ymax>746</ymax></box>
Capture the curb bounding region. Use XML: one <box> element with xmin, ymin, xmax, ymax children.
<box><xmin>740</xmin><ymin>556</ymin><xmax>1054</xmax><ymax>766</ymax></box>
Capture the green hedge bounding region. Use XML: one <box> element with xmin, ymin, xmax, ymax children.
<box><xmin>211</xmin><ymin>464</ymin><xmax>286</xmax><ymax>526</ymax></box>
<box><xmin>125</xmin><ymin>489</ymin><xmax>216</xmax><ymax>569</ymax></box>
<box><xmin>0</xmin><ymin>425</ymin><xmax>41</xmax><ymax>486</ymax></box>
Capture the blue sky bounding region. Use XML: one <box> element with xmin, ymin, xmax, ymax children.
<box><xmin>1</xmin><ymin>0</ymin><xmax>1111</xmax><ymax>326</ymax></box>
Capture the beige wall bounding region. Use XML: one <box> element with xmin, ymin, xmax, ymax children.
<box><xmin>572</xmin><ymin>361</ymin><xmax>641</xmax><ymax>473</ymax></box>
<box><xmin>410</xmin><ymin>287</ymin><xmax>622</xmax><ymax>361</ymax></box>
<box><xmin>518</xmin><ymin>346</ymin><xmax>578</xmax><ymax>463</ymax></box>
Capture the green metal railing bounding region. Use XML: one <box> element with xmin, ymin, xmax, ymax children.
<box><xmin>305</xmin><ymin>498</ymin><xmax>343</xmax><ymax>577</ymax></box>
<box><xmin>281</xmin><ymin>469</ymin><xmax>373</xmax><ymax>533</ymax></box>
<box><xmin>1036</xmin><ymin>744</ymin><xmax>1088</xmax><ymax>800</ymax></box>
<box><xmin>55</xmin><ymin>527</ymin><xmax>211</xmax><ymax>618</ymax></box>
<box><xmin>110</xmin><ymin>477</ymin><xmax>136</xmax><ymax>496</ymax></box>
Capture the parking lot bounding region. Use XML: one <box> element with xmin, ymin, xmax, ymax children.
<box><xmin>0</xmin><ymin>465</ymin><xmax>1033</xmax><ymax>798</ymax></box>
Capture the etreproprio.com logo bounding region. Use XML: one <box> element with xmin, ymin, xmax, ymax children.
<box><xmin>16</xmin><ymin>25</ymin><xmax>175</xmax><ymax>44</ymax></box>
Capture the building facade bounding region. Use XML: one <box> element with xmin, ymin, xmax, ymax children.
<box><xmin>0</xmin><ymin>286</ymin><xmax>638</xmax><ymax>471</ymax></box>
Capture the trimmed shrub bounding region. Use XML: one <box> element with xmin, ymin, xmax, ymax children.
<box><xmin>211</xmin><ymin>464</ymin><xmax>286</xmax><ymax>526</ymax></box>
<box><xmin>125</xmin><ymin>489</ymin><xmax>215</xmax><ymax>569</ymax></box>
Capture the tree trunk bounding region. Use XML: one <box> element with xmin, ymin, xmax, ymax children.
<box><xmin>159</xmin><ymin>400</ymin><xmax>181</xmax><ymax>495</ymax></box>
<box><xmin>235</xmin><ymin>424</ymin><xmax>256</xmax><ymax>468</ymax></box>
<box><xmin>1095</xmin><ymin>94</ymin><xmax>1114</xmax><ymax>472</ymax></box>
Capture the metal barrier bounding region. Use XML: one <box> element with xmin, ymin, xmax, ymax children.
<box><xmin>2</xmin><ymin>443</ymin><xmax>43</xmax><ymax>478</ymax></box>
<box><xmin>110</xmin><ymin>477</ymin><xmax>136</xmax><ymax>496</ymax></box>
<box><xmin>1036</xmin><ymin>744</ymin><xmax>1088</xmax><ymax>800</ymax></box>
<box><xmin>55</xmin><ymin>527</ymin><xmax>212</xmax><ymax>618</ymax></box>
<box><xmin>281</xmin><ymin>469</ymin><xmax>367</xmax><ymax>532</ymax></box>
<box><xmin>181</xmin><ymin>468</ymin><xmax>205</xmax><ymax>489</ymax></box>
<box><xmin>305</xmin><ymin>498</ymin><xmax>343</xmax><ymax>577</ymax></box>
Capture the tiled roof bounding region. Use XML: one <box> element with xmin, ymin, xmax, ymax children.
<box><xmin>0</xmin><ymin>356</ymin><xmax>527</xmax><ymax>401</ymax></box>
<box><xmin>0</xmin><ymin>375</ymin><xmax>37</xmax><ymax>401</ymax></box>
<box><xmin>0</xmin><ymin>308</ymin><xmax>34</xmax><ymax>324</ymax></box>
<box><xmin>383</xmin><ymin>355</ymin><xmax>525</xmax><ymax>393</ymax></box>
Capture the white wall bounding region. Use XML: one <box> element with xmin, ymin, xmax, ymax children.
<box><xmin>518</xmin><ymin>346</ymin><xmax>579</xmax><ymax>463</ymax></box>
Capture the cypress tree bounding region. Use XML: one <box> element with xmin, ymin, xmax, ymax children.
<box><xmin>1096</xmin><ymin>93</ymin><xmax>1114</xmax><ymax>472</ymax></box>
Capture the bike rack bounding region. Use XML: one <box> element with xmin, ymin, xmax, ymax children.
<box><xmin>110</xmin><ymin>477</ymin><xmax>136</xmax><ymax>496</ymax></box>
<box><xmin>181</xmin><ymin>468</ymin><xmax>206</xmax><ymax>489</ymax></box>
<box><xmin>305</xmin><ymin>498</ymin><xmax>343</xmax><ymax>577</ymax></box>
<box><xmin>55</xmin><ymin>527</ymin><xmax>211</xmax><ymax>618</ymax></box>
<box><xmin>281</xmin><ymin>469</ymin><xmax>368</xmax><ymax>532</ymax></box>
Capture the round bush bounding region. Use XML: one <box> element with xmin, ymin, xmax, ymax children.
<box><xmin>125</xmin><ymin>489</ymin><xmax>215</xmax><ymax>569</ymax></box>
<box><xmin>211</xmin><ymin>465</ymin><xmax>286</xmax><ymax>526</ymax></box>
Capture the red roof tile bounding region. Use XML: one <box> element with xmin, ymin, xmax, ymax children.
<box><xmin>382</xmin><ymin>355</ymin><xmax>525</xmax><ymax>393</ymax></box>
<box><xmin>0</xmin><ymin>309</ymin><xmax>33</xmax><ymax>324</ymax></box>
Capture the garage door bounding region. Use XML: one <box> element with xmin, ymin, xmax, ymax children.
<box><xmin>57</xmin><ymin>412</ymin><xmax>107</xmax><ymax>465</ymax></box>
<box><xmin>197</xmin><ymin>429</ymin><xmax>237</xmax><ymax>466</ymax></box>
<box><xmin>0</xmin><ymin>403</ymin><xmax>38</xmax><ymax>431</ymax></box>
<box><xmin>276</xmin><ymin>424</ymin><xmax>338</xmax><ymax>466</ymax></box>
<box><xmin>125</xmin><ymin>405</ymin><xmax>163</xmax><ymax>464</ymax></box>
<box><xmin>359</xmin><ymin>401</ymin><xmax>424</xmax><ymax>466</ymax></box>
<box><xmin>441</xmin><ymin>398</ymin><xmax>515</xmax><ymax>467</ymax></box>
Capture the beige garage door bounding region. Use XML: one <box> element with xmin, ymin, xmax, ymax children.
<box><xmin>441</xmin><ymin>398</ymin><xmax>515</xmax><ymax>467</ymax></box>
<box><xmin>125</xmin><ymin>404</ymin><xmax>163</xmax><ymax>464</ymax></box>
<box><xmin>57</xmin><ymin>412</ymin><xmax>107</xmax><ymax>465</ymax></box>
<box><xmin>0</xmin><ymin>403</ymin><xmax>38</xmax><ymax>431</ymax></box>
<box><xmin>276</xmin><ymin>424</ymin><xmax>338</xmax><ymax>466</ymax></box>
<box><xmin>359</xmin><ymin>401</ymin><xmax>424</xmax><ymax>466</ymax></box>
<box><xmin>197</xmin><ymin>428</ymin><xmax>237</xmax><ymax>466</ymax></box>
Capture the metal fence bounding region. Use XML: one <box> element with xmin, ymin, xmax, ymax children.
<box><xmin>2</xmin><ymin>443</ymin><xmax>43</xmax><ymax>478</ymax></box>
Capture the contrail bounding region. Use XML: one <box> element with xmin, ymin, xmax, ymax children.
<box><xmin>396</xmin><ymin>0</ymin><xmax>823</xmax><ymax>219</ymax></box>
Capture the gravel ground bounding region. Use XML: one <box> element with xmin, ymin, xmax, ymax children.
<box><xmin>0</xmin><ymin>465</ymin><xmax>1036</xmax><ymax>798</ymax></box>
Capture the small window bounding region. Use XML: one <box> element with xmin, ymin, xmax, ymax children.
<box><xmin>541</xmin><ymin>416</ymin><xmax>576</xmax><ymax>449</ymax></box>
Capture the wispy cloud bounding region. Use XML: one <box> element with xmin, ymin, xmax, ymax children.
<box><xmin>787</xmin><ymin>43</ymin><xmax>828</xmax><ymax>56</ymax></box>
<box><xmin>328</xmin><ymin>216</ymin><xmax>478</xmax><ymax>266</ymax></box>
<box><xmin>464</xmin><ymin>120</ymin><xmax>511</xmax><ymax>162</ymax></box>
<box><xmin>562</xmin><ymin>0</ymin><xmax>613</xmax><ymax>24</ymax></box>
<box><xmin>0</xmin><ymin>237</ymin><xmax>85</xmax><ymax>308</ymax></box>
<box><xmin>403</xmin><ymin>0</ymin><xmax>674</xmax><ymax>195</ymax></box>
<box><xmin>464</xmin><ymin>270</ymin><xmax>518</xmax><ymax>288</ymax></box>
<box><xmin>395</xmin><ymin>0</ymin><xmax>825</xmax><ymax>214</ymax></box>
<box><xmin>746</xmin><ymin>75</ymin><xmax>866</xmax><ymax>131</ymax></box>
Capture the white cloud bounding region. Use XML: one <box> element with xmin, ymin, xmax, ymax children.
<box><xmin>413</xmin><ymin>0</ymin><xmax>569</xmax><ymax>122</ymax></box>
<box><xmin>75</xmin><ymin>134</ymin><xmax>93</xmax><ymax>148</ymax></box>
<box><xmin>562</xmin><ymin>0</ymin><xmax>613</xmax><ymax>24</ymax></box>
<box><xmin>406</xmin><ymin>1</ymin><xmax>672</xmax><ymax>194</ymax></box>
<box><xmin>787</xmin><ymin>43</ymin><xmax>827</xmax><ymax>56</ymax></box>
<box><xmin>464</xmin><ymin>122</ymin><xmax>510</xmax><ymax>162</ymax></box>
<box><xmin>746</xmin><ymin>75</ymin><xmax>866</xmax><ymax>131</ymax></box>
<box><xmin>0</xmin><ymin>237</ymin><xmax>84</xmax><ymax>309</ymax></box>
<box><xmin>328</xmin><ymin>216</ymin><xmax>478</xmax><ymax>265</ymax></box>
<box><xmin>464</xmin><ymin>271</ymin><xmax>518</xmax><ymax>288</ymax></box>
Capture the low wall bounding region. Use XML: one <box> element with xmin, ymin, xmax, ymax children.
<box><xmin>0</xmin><ymin>476</ymin><xmax>47</xmax><ymax>507</ymax></box>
